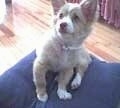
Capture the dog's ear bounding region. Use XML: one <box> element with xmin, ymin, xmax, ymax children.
<box><xmin>80</xmin><ymin>0</ymin><xmax>98</xmax><ymax>24</ymax></box>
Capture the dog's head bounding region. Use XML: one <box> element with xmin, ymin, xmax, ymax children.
<box><xmin>54</xmin><ymin>0</ymin><xmax>98</xmax><ymax>44</ymax></box>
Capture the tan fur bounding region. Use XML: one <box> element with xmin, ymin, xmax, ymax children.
<box><xmin>33</xmin><ymin>0</ymin><xmax>98</xmax><ymax>102</ymax></box>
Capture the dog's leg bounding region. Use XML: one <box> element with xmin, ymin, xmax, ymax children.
<box><xmin>57</xmin><ymin>69</ymin><xmax>73</xmax><ymax>100</ymax></box>
<box><xmin>71</xmin><ymin>72</ymin><xmax>82</xmax><ymax>90</ymax></box>
<box><xmin>71</xmin><ymin>53</ymin><xmax>91</xmax><ymax>89</ymax></box>
<box><xmin>71</xmin><ymin>59</ymin><xmax>91</xmax><ymax>89</ymax></box>
<box><xmin>33</xmin><ymin>59</ymin><xmax>48</xmax><ymax>102</ymax></box>
<box><xmin>71</xmin><ymin>65</ymin><xmax>85</xmax><ymax>90</ymax></box>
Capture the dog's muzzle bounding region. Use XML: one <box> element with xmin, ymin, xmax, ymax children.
<box><xmin>59</xmin><ymin>22</ymin><xmax>67</xmax><ymax>33</ymax></box>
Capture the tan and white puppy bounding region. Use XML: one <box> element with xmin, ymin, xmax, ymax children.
<box><xmin>33</xmin><ymin>0</ymin><xmax>98</xmax><ymax>102</ymax></box>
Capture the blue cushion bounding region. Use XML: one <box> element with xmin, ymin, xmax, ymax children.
<box><xmin>0</xmin><ymin>51</ymin><xmax>120</xmax><ymax>108</ymax></box>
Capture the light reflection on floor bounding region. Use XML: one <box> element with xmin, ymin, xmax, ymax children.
<box><xmin>0</xmin><ymin>0</ymin><xmax>52</xmax><ymax>74</ymax></box>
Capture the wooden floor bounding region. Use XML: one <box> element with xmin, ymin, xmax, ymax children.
<box><xmin>0</xmin><ymin>0</ymin><xmax>120</xmax><ymax>75</ymax></box>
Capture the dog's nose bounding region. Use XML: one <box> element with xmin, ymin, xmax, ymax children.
<box><xmin>60</xmin><ymin>22</ymin><xmax>67</xmax><ymax>29</ymax></box>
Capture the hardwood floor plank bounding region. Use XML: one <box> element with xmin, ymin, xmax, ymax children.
<box><xmin>85</xmin><ymin>42</ymin><xmax>119</xmax><ymax>62</ymax></box>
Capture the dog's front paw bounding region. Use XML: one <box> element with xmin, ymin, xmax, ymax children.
<box><xmin>37</xmin><ymin>93</ymin><xmax>48</xmax><ymax>102</ymax></box>
<box><xmin>57</xmin><ymin>89</ymin><xmax>72</xmax><ymax>100</ymax></box>
<box><xmin>71</xmin><ymin>73</ymin><xmax>81</xmax><ymax>90</ymax></box>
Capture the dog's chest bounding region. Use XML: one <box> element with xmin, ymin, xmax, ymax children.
<box><xmin>62</xmin><ymin>50</ymin><xmax>78</xmax><ymax>64</ymax></box>
<box><xmin>51</xmin><ymin>49</ymin><xmax>79</xmax><ymax>71</ymax></box>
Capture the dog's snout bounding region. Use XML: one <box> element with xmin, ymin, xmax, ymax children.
<box><xmin>60</xmin><ymin>22</ymin><xmax>67</xmax><ymax>29</ymax></box>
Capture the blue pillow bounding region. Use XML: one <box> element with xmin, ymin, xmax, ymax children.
<box><xmin>0</xmin><ymin>51</ymin><xmax>120</xmax><ymax>108</ymax></box>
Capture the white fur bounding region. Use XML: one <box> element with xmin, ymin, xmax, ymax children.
<box><xmin>37</xmin><ymin>93</ymin><xmax>48</xmax><ymax>102</ymax></box>
<box><xmin>55</xmin><ymin>15</ymin><xmax>74</xmax><ymax>36</ymax></box>
<box><xmin>71</xmin><ymin>73</ymin><xmax>82</xmax><ymax>89</ymax></box>
<box><xmin>57</xmin><ymin>88</ymin><xmax>72</xmax><ymax>100</ymax></box>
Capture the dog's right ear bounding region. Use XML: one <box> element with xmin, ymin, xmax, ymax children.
<box><xmin>80</xmin><ymin>0</ymin><xmax>98</xmax><ymax>24</ymax></box>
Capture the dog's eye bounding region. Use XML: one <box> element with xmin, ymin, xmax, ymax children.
<box><xmin>59</xmin><ymin>13</ymin><xmax>64</xmax><ymax>19</ymax></box>
<box><xmin>73</xmin><ymin>15</ymin><xmax>79</xmax><ymax>22</ymax></box>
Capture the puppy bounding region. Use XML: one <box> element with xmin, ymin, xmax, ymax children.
<box><xmin>33</xmin><ymin>0</ymin><xmax>98</xmax><ymax>102</ymax></box>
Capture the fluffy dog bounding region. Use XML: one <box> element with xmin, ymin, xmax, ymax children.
<box><xmin>33</xmin><ymin>0</ymin><xmax>98</xmax><ymax>102</ymax></box>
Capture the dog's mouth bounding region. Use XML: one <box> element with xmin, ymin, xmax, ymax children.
<box><xmin>59</xmin><ymin>28</ymin><xmax>67</xmax><ymax>34</ymax></box>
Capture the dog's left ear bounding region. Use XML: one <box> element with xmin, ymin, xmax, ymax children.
<box><xmin>80</xmin><ymin>0</ymin><xmax>98</xmax><ymax>24</ymax></box>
